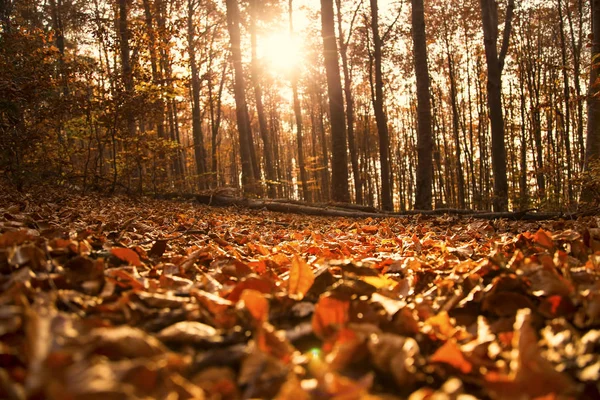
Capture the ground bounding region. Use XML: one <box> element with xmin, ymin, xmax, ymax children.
<box><xmin>0</xmin><ymin>185</ymin><xmax>599</xmax><ymax>399</ymax></box>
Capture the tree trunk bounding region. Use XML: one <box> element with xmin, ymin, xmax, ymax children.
<box><xmin>249</xmin><ymin>0</ymin><xmax>277</xmax><ymax>198</ymax></box>
<box><xmin>225</xmin><ymin>0</ymin><xmax>256</xmax><ymax>195</ymax></box>
<box><xmin>336</xmin><ymin>0</ymin><xmax>363</xmax><ymax>204</ymax></box>
<box><xmin>557</xmin><ymin>0</ymin><xmax>574</xmax><ymax>204</ymax></box>
<box><xmin>411</xmin><ymin>0</ymin><xmax>433</xmax><ymax>210</ymax></box>
<box><xmin>445</xmin><ymin>41</ymin><xmax>466</xmax><ymax>209</ymax></box>
<box><xmin>118</xmin><ymin>0</ymin><xmax>135</xmax><ymax>139</ymax></box>
<box><xmin>370</xmin><ymin>0</ymin><xmax>393</xmax><ymax>211</ymax></box>
<box><xmin>187</xmin><ymin>0</ymin><xmax>207</xmax><ymax>190</ymax></box>
<box><xmin>320</xmin><ymin>0</ymin><xmax>350</xmax><ymax>203</ymax></box>
<box><xmin>581</xmin><ymin>0</ymin><xmax>600</xmax><ymax>203</ymax></box>
<box><xmin>289</xmin><ymin>0</ymin><xmax>310</xmax><ymax>201</ymax></box>
<box><xmin>479</xmin><ymin>0</ymin><xmax>514</xmax><ymax>211</ymax></box>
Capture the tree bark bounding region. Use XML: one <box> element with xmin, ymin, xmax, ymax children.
<box><xmin>249</xmin><ymin>0</ymin><xmax>277</xmax><ymax>198</ymax></box>
<box><xmin>336</xmin><ymin>0</ymin><xmax>363</xmax><ymax>204</ymax></box>
<box><xmin>411</xmin><ymin>0</ymin><xmax>433</xmax><ymax>210</ymax></box>
<box><xmin>370</xmin><ymin>0</ymin><xmax>393</xmax><ymax>211</ymax></box>
<box><xmin>289</xmin><ymin>0</ymin><xmax>310</xmax><ymax>201</ymax></box>
<box><xmin>225</xmin><ymin>0</ymin><xmax>257</xmax><ymax>195</ymax></box>
<box><xmin>581</xmin><ymin>0</ymin><xmax>600</xmax><ymax>203</ymax></box>
<box><xmin>557</xmin><ymin>0</ymin><xmax>574</xmax><ymax>204</ymax></box>
<box><xmin>187</xmin><ymin>0</ymin><xmax>207</xmax><ymax>190</ymax></box>
<box><xmin>479</xmin><ymin>0</ymin><xmax>514</xmax><ymax>211</ymax></box>
<box><xmin>320</xmin><ymin>0</ymin><xmax>350</xmax><ymax>203</ymax></box>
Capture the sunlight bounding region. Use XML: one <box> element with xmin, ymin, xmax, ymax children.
<box><xmin>257</xmin><ymin>32</ymin><xmax>303</xmax><ymax>75</ymax></box>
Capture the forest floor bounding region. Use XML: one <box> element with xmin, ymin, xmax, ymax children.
<box><xmin>0</xmin><ymin>185</ymin><xmax>599</xmax><ymax>400</ymax></box>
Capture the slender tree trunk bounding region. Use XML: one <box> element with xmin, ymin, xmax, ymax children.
<box><xmin>225</xmin><ymin>0</ymin><xmax>256</xmax><ymax>195</ymax></box>
<box><xmin>320</xmin><ymin>0</ymin><xmax>350</xmax><ymax>203</ymax></box>
<box><xmin>317</xmin><ymin>89</ymin><xmax>331</xmax><ymax>201</ymax></box>
<box><xmin>370</xmin><ymin>0</ymin><xmax>393</xmax><ymax>210</ymax></box>
<box><xmin>336</xmin><ymin>0</ymin><xmax>363</xmax><ymax>204</ymax></box>
<box><xmin>582</xmin><ymin>0</ymin><xmax>600</xmax><ymax>202</ymax></box>
<box><xmin>446</xmin><ymin>44</ymin><xmax>466</xmax><ymax>209</ymax></box>
<box><xmin>249</xmin><ymin>0</ymin><xmax>277</xmax><ymax>198</ymax></box>
<box><xmin>479</xmin><ymin>0</ymin><xmax>514</xmax><ymax>211</ymax></box>
<box><xmin>289</xmin><ymin>0</ymin><xmax>310</xmax><ymax>201</ymax></box>
<box><xmin>187</xmin><ymin>0</ymin><xmax>207</xmax><ymax>190</ymax></box>
<box><xmin>557</xmin><ymin>0</ymin><xmax>574</xmax><ymax>204</ymax></box>
<box><xmin>567</xmin><ymin>0</ymin><xmax>585</xmax><ymax>171</ymax></box>
<box><xmin>411</xmin><ymin>0</ymin><xmax>433</xmax><ymax>210</ymax></box>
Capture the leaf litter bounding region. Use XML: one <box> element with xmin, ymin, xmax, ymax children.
<box><xmin>0</xmin><ymin>188</ymin><xmax>599</xmax><ymax>399</ymax></box>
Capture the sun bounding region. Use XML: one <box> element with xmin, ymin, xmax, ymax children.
<box><xmin>257</xmin><ymin>32</ymin><xmax>304</xmax><ymax>76</ymax></box>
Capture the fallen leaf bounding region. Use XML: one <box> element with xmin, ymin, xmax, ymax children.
<box><xmin>288</xmin><ymin>254</ymin><xmax>315</xmax><ymax>299</ymax></box>
<box><xmin>312</xmin><ymin>295</ymin><xmax>350</xmax><ymax>339</ymax></box>
<box><xmin>239</xmin><ymin>289</ymin><xmax>269</xmax><ymax>323</ymax></box>
<box><xmin>430</xmin><ymin>340</ymin><xmax>472</xmax><ymax>374</ymax></box>
<box><xmin>111</xmin><ymin>247</ymin><xmax>142</xmax><ymax>267</ymax></box>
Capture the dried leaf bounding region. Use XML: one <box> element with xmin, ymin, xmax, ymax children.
<box><xmin>288</xmin><ymin>254</ymin><xmax>315</xmax><ymax>299</ymax></box>
<box><xmin>239</xmin><ymin>289</ymin><xmax>269</xmax><ymax>323</ymax></box>
<box><xmin>430</xmin><ymin>340</ymin><xmax>472</xmax><ymax>374</ymax></box>
<box><xmin>534</xmin><ymin>229</ymin><xmax>555</xmax><ymax>249</ymax></box>
<box><xmin>111</xmin><ymin>247</ymin><xmax>142</xmax><ymax>267</ymax></box>
<box><xmin>148</xmin><ymin>239</ymin><xmax>168</xmax><ymax>257</ymax></box>
<box><xmin>312</xmin><ymin>295</ymin><xmax>350</xmax><ymax>339</ymax></box>
<box><xmin>157</xmin><ymin>321</ymin><xmax>220</xmax><ymax>344</ymax></box>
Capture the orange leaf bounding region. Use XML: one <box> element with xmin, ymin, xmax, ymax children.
<box><xmin>288</xmin><ymin>255</ymin><xmax>315</xmax><ymax>299</ymax></box>
<box><xmin>239</xmin><ymin>289</ymin><xmax>269</xmax><ymax>323</ymax></box>
<box><xmin>111</xmin><ymin>247</ymin><xmax>141</xmax><ymax>266</ymax></box>
<box><xmin>361</xmin><ymin>225</ymin><xmax>379</xmax><ymax>234</ymax></box>
<box><xmin>533</xmin><ymin>229</ymin><xmax>554</xmax><ymax>249</ymax></box>
<box><xmin>312</xmin><ymin>296</ymin><xmax>350</xmax><ymax>339</ymax></box>
<box><xmin>430</xmin><ymin>340</ymin><xmax>472</xmax><ymax>374</ymax></box>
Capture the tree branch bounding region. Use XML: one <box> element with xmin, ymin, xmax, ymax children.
<box><xmin>498</xmin><ymin>0</ymin><xmax>515</xmax><ymax>71</ymax></box>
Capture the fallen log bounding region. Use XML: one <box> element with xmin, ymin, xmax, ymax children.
<box><xmin>191</xmin><ymin>195</ymin><xmax>599</xmax><ymax>221</ymax></box>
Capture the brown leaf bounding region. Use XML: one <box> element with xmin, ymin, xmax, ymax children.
<box><xmin>157</xmin><ymin>321</ymin><xmax>221</xmax><ymax>344</ymax></box>
<box><xmin>275</xmin><ymin>373</ymin><xmax>310</xmax><ymax>400</ymax></box>
<box><xmin>86</xmin><ymin>326</ymin><xmax>167</xmax><ymax>359</ymax></box>
<box><xmin>149</xmin><ymin>239</ymin><xmax>168</xmax><ymax>257</ymax></box>
<box><xmin>312</xmin><ymin>295</ymin><xmax>350</xmax><ymax>339</ymax></box>
<box><xmin>288</xmin><ymin>254</ymin><xmax>315</xmax><ymax>299</ymax></box>
<box><xmin>239</xmin><ymin>289</ymin><xmax>269</xmax><ymax>323</ymax></box>
<box><xmin>430</xmin><ymin>340</ymin><xmax>472</xmax><ymax>374</ymax></box>
<box><xmin>111</xmin><ymin>247</ymin><xmax>142</xmax><ymax>267</ymax></box>
<box><xmin>533</xmin><ymin>229</ymin><xmax>555</xmax><ymax>249</ymax></box>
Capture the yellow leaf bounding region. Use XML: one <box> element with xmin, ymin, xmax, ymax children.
<box><xmin>288</xmin><ymin>255</ymin><xmax>315</xmax><ymax>299</ymax></box>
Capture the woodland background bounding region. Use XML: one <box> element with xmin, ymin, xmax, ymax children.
<box><xmin>1</xmin><ymin>0</ymin><xmax>599</xmax><ymax>212</ymax></box>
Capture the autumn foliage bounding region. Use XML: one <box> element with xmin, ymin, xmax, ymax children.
<box><xmin>0</xmin><ymin>186</ymin><xmax>599</xmax><ymax>399</ymax></box>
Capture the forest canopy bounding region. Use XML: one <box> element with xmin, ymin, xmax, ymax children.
<box><xmin>1</xmin><ymin>0</ymin><xmax>599</xmax><ymax>212</ymax></box>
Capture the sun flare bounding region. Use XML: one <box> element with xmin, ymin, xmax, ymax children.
<box><xmin>257</xmin><ymin>32</ymin><xmax>304</xmax><ymax>75</ymax></box>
